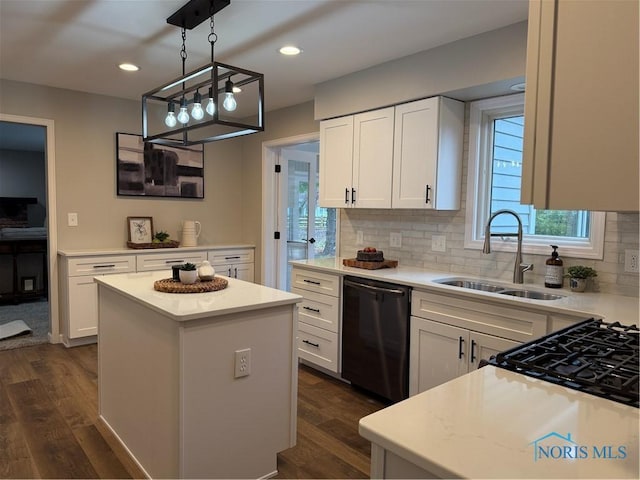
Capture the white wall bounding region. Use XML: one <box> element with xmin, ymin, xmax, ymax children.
<box><xmin>314</xmin><ymin>21</ymin><xmax>527</xmax><ymax>120</ymax></box>
<box><xmin>0</xmin><ymin>80</ymin><xmax>245</xmax><ymax>250</ymax></box>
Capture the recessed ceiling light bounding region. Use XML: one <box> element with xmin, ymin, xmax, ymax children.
<box><xmin>119</xmin><ymin>63</ymin><xmax>140</xmax><ymax>72</ymax></box>
<box><xmin>279</xmin><ymin>45</ymin><xmax>302</xmax><ymax>56</ymax></box>
<box><xmin>510</xmin><ymin>82</ymin><xmax>526</xmax><ymax>91</ymax></box>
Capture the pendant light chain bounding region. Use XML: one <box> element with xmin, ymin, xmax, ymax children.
<box><xmin>180</xmin><ymin>27</ymin><xmax>188</xmax><ymax>76</ymax></box>
<box><xmin>209</xmin><ymin>15</ymin><xmax>217</xmax><ymax>62</ymax></box>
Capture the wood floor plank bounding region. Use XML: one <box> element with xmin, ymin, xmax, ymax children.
<box><xmin>0</xmin><ymin>421</ymin><xmax>38</xmax><ymax>479</ymax></box>
<box><xmin>7</xmin><ymin>379</ymin><xmax>98</xmax><ymax>479</ymax></box>
<box><xmin>72</xmin><ymin>424</ymin><xmax>131</xmax><ymax>479</ymax></box>
<box><xmin>0</xmin><ymin>348</ymin><xmax>39</xmax><ymax>385</ymax></box>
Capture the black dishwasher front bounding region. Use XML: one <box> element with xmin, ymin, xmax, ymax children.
<box><xmin>342</xmin><ymin>276</ymin><xmax>411</xmax><ymax>403</ymax></box>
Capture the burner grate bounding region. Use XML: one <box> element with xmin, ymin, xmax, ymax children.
<box><xmin>493</xmin><ymin>318</ymin><xmax>639</xmax><ymax>408</ymax></box>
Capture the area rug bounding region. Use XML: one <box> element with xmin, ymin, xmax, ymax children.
<box><xmin>0</xmin><ymin>319</ymin><xmax>32</xmax><ymax>339</ymax></box>
<box><xmin>0</xmin><ymin>300</ymin><xmax>49</xmax><ymax>350</ymax></box>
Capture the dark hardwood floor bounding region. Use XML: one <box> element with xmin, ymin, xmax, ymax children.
<box><xmin>0</xmin><ymin>343</ymin><xmax>385</xmax><ymax>479</ymax></box>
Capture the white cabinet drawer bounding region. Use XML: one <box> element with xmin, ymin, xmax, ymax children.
<box><xmin>411</xmin><ymin>289</ymin><xmax>547</xmax><ymax>342</ymax></box>
<box><xmin>298</xmin><ymin>322</ymin><xmax>339</xmax><ymax>373</ymax></box>
<box><xmin>291</xmin><ymin>268</ymin><xmax>340</xmax><ymax>297</ymax></box>
<box><xmin>292</xmin><ymin>287</ymin><xmax>339</xmax><ymax>333</ymax></box>
<box><xmin>67</xmin><ymin>255</ymin><xmax>135</xmax><ymax>277</ymax></box>
<box><xmin>136</xmin><ymin>251</ymin><xmax>207</xmax><ymax>272</ymax></box>
<box><xmin>208</xmin><ymin>249</ymin><xmax>254</xmax><ymax>265</ymax></box>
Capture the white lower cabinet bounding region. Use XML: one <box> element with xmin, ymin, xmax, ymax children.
<box><xmin>409</xmin><ymin>289</ymin><xmax>546</xmax><ymax>396</ymax></box>
<box><xmin>209</xmin><ymin>248</ymin><xmax>255</xmax><ymax>282</ymax></box>
<box><xmin>291</xmin><ymin>267</ymin><xmax>341</xmax><ymax>373</ymax></box>
<box><xmin>60</xmin><ymin>254</ymin><xmax>135</xmax><ymax>345</ymax></box>
<box><xmin>410</xmin><ymin>317</ymin><xmax>518</xmax><ymax>395</ymax></box>
<box><xmin>59</xmin><ymin>245</ymin><xmax>254</xmax><ymax>346</ymax></box>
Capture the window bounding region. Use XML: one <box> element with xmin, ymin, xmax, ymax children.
<box><xmin>465</xmin><ymin>94</ymin><xmax>605</xmax><ymax>259</ymax></box>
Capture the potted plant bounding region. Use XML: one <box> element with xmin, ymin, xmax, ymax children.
<box><xmin>179</xmin><ymin>262</ymin><xmax>198</xmax><ymax>284</ymax></box>
<box><xmin>565</xmin><ymin>265</ymin><xmax>597</xmax><ymax>292</ymax></box>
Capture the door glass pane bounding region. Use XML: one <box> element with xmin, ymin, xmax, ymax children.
<box><xmin>287</xmin><ymin>159</ymin><xmax>310</xmax><ymax>264</ymax></box>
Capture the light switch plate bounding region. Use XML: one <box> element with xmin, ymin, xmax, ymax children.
<box><xmin>390</xmin><ymin>232</ymin><xmax>402</xmax><ymax>248</ymax></box>
<box><xmin>624</xmin><ymin>250</ymin><xmax>639</xmax><ymax>273</ymax></box>
<box><xmin>68</xmin><ymin>213</ymin><xmax>78</xmax><ymax>227</ymax></box>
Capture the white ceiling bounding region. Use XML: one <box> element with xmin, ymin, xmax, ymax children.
<box><xmin>0</xmin><ymin>0</ymin><xmax>528</xmax><ymax>113</ymax></box>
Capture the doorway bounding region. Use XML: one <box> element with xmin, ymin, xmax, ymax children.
<box><xmin>0</xmin><ymin>114</ymin><xmax>58</xmax><ymax>348</ymax></box>
<box><xmin>262</xmin><ymin>134</ymin><xmax>338</xmax><ymax>290</ymax></box>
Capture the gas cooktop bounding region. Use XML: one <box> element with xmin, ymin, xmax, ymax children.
<box><xmin>489</xmin><ymin>318</ymin><xmax>639</xmax><ymax>408</ymax></box>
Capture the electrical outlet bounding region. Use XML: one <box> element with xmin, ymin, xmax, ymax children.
<box><xmin>234</xmin><ymin>348</ymin><xmax>251</xmax><ymax>378</ymax></box>
<box><xmin>432</xmin><ymin>234</ymin><xmax>446</xmax><ymax>252</ymax></box>
<box><xmin>67</xmin><ymin>213</ymin><xmax>78</xmax><ymax>227</ymax></box>
<box><xmin>390</xmin><ymin>232</ymin><xmax>402</xmax><ymax>248</ymax></box>
<box><xmin>356</xmin><ymin>230</ymin><xmax>364</xmax><ymax>246</ymax></box>
<box><xmin>625</xmin><ymin>250</ymin><xmax>639</xmax><ymax>273</ymax></box>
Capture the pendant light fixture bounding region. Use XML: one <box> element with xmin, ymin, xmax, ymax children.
<box><xmin>142</xmin><ymin>0</ymin><xmax>264</xmax><ymax>146</ymax></box>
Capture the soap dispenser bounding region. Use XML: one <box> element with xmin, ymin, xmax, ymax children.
<box><xmin>545</xmin><ymin>245</ymin><xmax>564</xmax><ymax>288</ymax></box>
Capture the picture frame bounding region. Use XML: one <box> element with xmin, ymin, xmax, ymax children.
<box><xmin>127</xmin><ymin>216</ymin><xmax>154</xmax><ymax>244</ymax></box>
<box><xmin>116</xmin><ymin>132</ymin><xmax>204</xmax><ymax>198</ymax></box>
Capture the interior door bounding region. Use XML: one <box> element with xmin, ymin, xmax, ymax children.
<box><xmin>278</xmin><ymin>143</ymin><xmax>337</xmax><ymax>291</ymax></box>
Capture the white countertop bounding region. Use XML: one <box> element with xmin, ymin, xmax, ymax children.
<box><xmin>359</xmin><ymin>365</ymin><xmax>639</xmax><ymax>479</ymax></box>
<box><xmin>94</xmin><ymin>271</ymin><xmax>301</xmax><ymax>321</ymax></box>
<box><xmin>58</xmin><ymin>244</ymin><xmax>255</xmax><ymax>257</ymax></box>
<box><xmin>290</xmin><ymin>258</ymin><xmax>640</xmax><ymax>323</ymax></box>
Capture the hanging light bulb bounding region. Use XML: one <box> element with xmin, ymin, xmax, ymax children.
<box><xmin>206</xmin><ymin>87</ymin><xmax>216</xmax><ymax>116</ymax></box>
<box><xmin>191</xmin><ymin>91</ymin><xmax>204</xmax><ymax>120</ymax></box>
<box><xmin>165</xmin><ymin>101</ymin><xmax>177</xmax><ymax>128</ymax></box>
<box><xmin>223</xmin><ymin>78</ymin><xmax>237</xmax><ymax>112</ymax></box>
<box><xmin>177</xmin><ymin>97</ymin><xmax>190</xmax><ymax>124</ymax></box>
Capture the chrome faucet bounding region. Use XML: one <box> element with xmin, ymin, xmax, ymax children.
<box><xmin>482</xmin><ymin>209</ymin><xmax>533</xmax><ymax>284</ymax></box>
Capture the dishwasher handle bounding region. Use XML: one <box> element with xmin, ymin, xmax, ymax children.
<box><xmin>344</xmin><ymin>278</ymin><xmax>406</xmax><ymax>296</ymax></box>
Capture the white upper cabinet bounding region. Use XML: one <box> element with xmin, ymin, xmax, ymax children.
<box><xmin>319</xmin><ymin>107</ymin><xmax>394</xmax><ymax>208</ymax></box>
<box><xmin>521</xmin><ymin>0</ymin><xmax>639</xmax><ymax>211</ymax></box>
<box><xmin>319</xmin><ymin>97</ymin><xmax>463</xmax><ymax>210</ymax></box>
<box><xmin>392</xmin><ymin>97</ymin><xmax>464</xmax><ymax>209</ymax></box>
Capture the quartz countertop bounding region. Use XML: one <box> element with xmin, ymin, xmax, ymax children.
<box><xmin>290</xmin><ymin>258</ymin><xmax>639</xmax><ymax>323</ymax></box>
<box><xmin>58</xmin><ymin>244</ymin><xmax>255</xmax><ymax>257</ymax></box>
<box><xmin>359</xmin><ymin>365</ymin><xmax>639</xmax><ymax>479</ymax></box>
<box><xmin>94</xmin><ymin>271</ymin><xmax>301</xmax><ymax>321</ymax></box>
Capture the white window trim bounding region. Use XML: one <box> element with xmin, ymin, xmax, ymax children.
<box><xmin>464</xmin><ymin>94</ymin><xmax>605</xmax><ymax>260</ymax></box>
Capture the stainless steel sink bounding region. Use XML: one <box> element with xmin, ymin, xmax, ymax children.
<box><xmin>498</xmin><ymin>289</ymin><xmax>565</xmax><ymax>301</ymax></box>
<box><xmin>434</xmin><ymin>278</ymin><xmax>565</xmax><ymax>301</ymax></box>
<box><xmin>436</xmin><ymin>279</ymin><xmax>506</xmax><ymax>292</ymax></box>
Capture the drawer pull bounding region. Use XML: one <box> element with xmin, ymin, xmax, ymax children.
<box><xmin>458</xmin><ymin>336</ymin><xmax>464</xmax><ymax>359</ymax></box>
<box><xmin>225</xmin><ymin>256</ymin><xmax>241</xmax><ymax>260</ymax></box>
<box><xmin>302</xmin><ymin>339</ymin><xmax>320</xmax><ymax>348</ymax></box>
<box><xmin>303</xmin><ymin>306</ymin><xmax>321</xmax><ymax>313</ymax></box>
<box><xmin>165</xmin><ymin>260</ymin><xmax>185</xmax><ymax>264</ymax></box>
<box><xmin>303</xmin><ymin>279</ymin><xmax>321</xmax><ymax>285</ymax></box>
<box><xmin>93</xmin><ymin>264</ymin><xmax>116</xmax><ymax>269</ymax></box>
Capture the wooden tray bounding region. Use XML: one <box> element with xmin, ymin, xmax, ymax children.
<box><xmin>343</xmin><ymin>258</ymin><xmax>398</xmax><ymax>270</ymax></box>
<box><xmin>153</xmin><ymin>277</ymin><xmax>228</xmax><ymax>293</ymax></box>
<box><xmin>127</xmin><ymin>240</ymin><xmax>180</xmax><ymax>249</ymax></box>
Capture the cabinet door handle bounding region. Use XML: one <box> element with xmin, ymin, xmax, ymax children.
<box><xmin>303</xmin><ymin>279</ymin><xmax>321</xmax><ymax>285</ymax></box>
<box><xmin>303</xmin><ymin>306</ymin><xmax>321</xmax><ymax>313</ymax></box>
<box><xmin>425</xmin><ymin>185</ymin><xmax>431</xmax><ymax>204</ymax></box>
<box><xmin>93</xmin><ymin>264</ymin><xmax>116</xmax><ymax>269</ymax></box>
<box><xmin>345</xmin><ymin>188</ymin><xmax>349</xmax><ymax>204</ymax></box>
<box><xmin>228</xmin><ymin>268</ymin><xmax>232</xmax><ymax>276</ymax></box>
<box><xmin>470</xmin><ymin>339</ymin><xmax>477</xmax><ymax>363</ymax></box>
<box><xmin>351</xmin><ymin>188</ymin><xmax>356</xmax><ymax>204</ymax></box>
<box><xmin>165</xmin><ymin>260</ymin><xmax>185</xmax><ymax>264</ymax></box>
<box><xmin>458</xmin><ymin>336</ymin><xmax>464</xmax><ymax>359</ymax></box>
<box><xmin>234</xmin><ymin>267</ymin><xmax>238</xmax><ymax>278</ymax></box>
<box><xmin>302</xmin><ymin>339</ymin><xmax>320</xmax><ymax>348</ymax></box>
<box><xmin>224</xmin><ymin>256</ymin><xmax>241</xmax><ymax>260</ymax></box>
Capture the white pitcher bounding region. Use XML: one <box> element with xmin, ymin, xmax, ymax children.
<box><xmin>181</xmin><ymin>220</ymin><xmax>201</xmax><ymax>247</ymax></box>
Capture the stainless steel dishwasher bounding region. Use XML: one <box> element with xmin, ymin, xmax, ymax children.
<box><xmin>342</xmin><ymin>276</ymin><xmax>411</xmax><ymax>403</ymax></box>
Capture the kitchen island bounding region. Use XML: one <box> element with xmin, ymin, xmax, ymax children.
<box><xmin>359</xmin><ymin>365</ymin><xmax>639</xmax><ymax>479</ymax></box>
<box><xmin>95</xmin><ymin>271</ymin><xmax>302</xmax><ymax>479</ymax></box>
